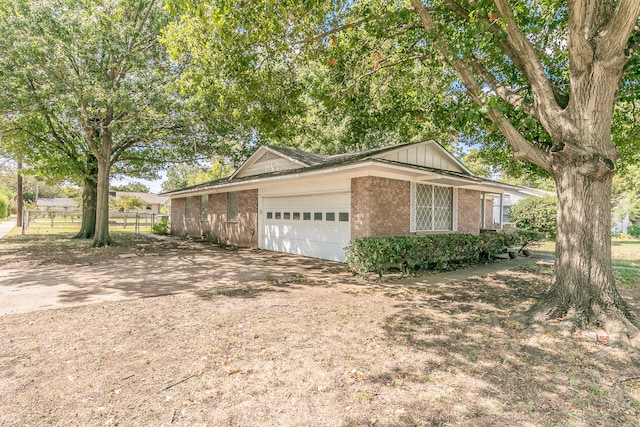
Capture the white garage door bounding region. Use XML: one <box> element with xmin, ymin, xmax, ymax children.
<box><xmin>261</xmin><ymin>193</ymin><xmax>351</xmax><ymax>261</ymax></box>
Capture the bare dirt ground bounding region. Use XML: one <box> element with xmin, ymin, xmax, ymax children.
<box><xmin>1</xmin><ymin>233</ymin><xmax>639</xmax><ymax>426</ymax></box>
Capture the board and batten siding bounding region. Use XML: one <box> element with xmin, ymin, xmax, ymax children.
<box><xmin>375</xmin><ymin>142</ymin><xmax>463</xmax><ymax>173</ymax></box>
<box><xmin>236</xmin><ymin>152</ymin><xmax>302</xmax><ymax>178</ymax></box>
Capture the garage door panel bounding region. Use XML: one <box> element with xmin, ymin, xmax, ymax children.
<box><xmin>262</xmin><ymin>193</ymin><xmax>350</xmax><ymax>261</ymax></box>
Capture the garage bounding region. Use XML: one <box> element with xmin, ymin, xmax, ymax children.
<box><xmin>261</xmin><ymin>192</ymin><xmax>351</xmax><ymax>261</ymax></box>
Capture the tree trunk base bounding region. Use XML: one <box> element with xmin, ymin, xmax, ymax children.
<box><xmin>528</xmin><ymin>296</ymin><xmax>640</xmax><ymax>347</ymax></box>
<box><xmin>90</xmin><ymin>237</ymin><xmax>113</xmax><ymax>248</ymax></box>
<box><xmin>73</xmin><ymin>230</ymin><xmax>95</xmax><ymax>239</ymax></box>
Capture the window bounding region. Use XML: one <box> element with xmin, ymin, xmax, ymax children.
<box><xmin>303</xmin><ymin>212</ymin><xmax>311</xmax><ymax>220</ymax></box>
<box><xmin>200</xmin><ymin>194</ymin><xmax>208</xmax><ymax>220</ymax></box>
<box><xmin>415</xmin><ymin>184</ymin><xmax>452</xmax><ymax>231</ymax></box>
<box><xmin>275</xmin><ymin>212</ymin><xmax>281</xmax><ymax>219</ymax></box>
<box><xmin>266</xmin><ymin>212</ymin><xmax>273</xmax><ymax>219</ymax></box>
<box><xmin>339</xmin><ymin>212</ymin><xmax>349</xmax><ymax>222</ymax></box>
<box><xmin>185</xmin><ymin>197</ymin><xmax>192</xmax><ymax>219</ymax></box>
<box><xmin>292</xmin><ymin>212</ymin><xmax>300</xmax><ymax>220</ymax></box>
<box><xmin>326</xmin><ymin>212</ymin><xmax>335</xmax><ymax>221</ymax></box>
<box><xmin>227</xmin><ymin>192</ymin><xmax>238</xmax><ymax>221</ymax></box>
<box><xmin>314</xmin><ymin>212</ymin><xmax>322</xmax><ymax>220</ymax></box>
<box><xmin>283</xmin><ymin>212</ymin><xmax>291</xmax><ymax>220</ymax></box>
<box><xmin>502</xmin><ymin>206</ymin><xmax>511</xmax><ymax>224</ymax></box>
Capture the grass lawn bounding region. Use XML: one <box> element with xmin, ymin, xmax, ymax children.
<box><xmin>535</xmin><ymin>238</ymin><xmax>640</xmax><ymax>268</ymax></box>
<box><xmin>17</xmin><ymin>218</ymin><xmax>153</xmax><ymax>235</ymax></box>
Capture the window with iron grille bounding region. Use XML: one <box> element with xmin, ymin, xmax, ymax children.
<box><xmin>227</xmin><ymin>192</ymin><xmax>238</xmax><ymax>221</ymax></box>
<box><xmin>185</xmin><ymin>197</ymin><xmax>192</xmax><ymax>219</ymax></box>
<box><xmin>415</xmin><ymin>184</ymin><xmax>452</xmax><ymax>231</ymax></box>
<box><xmin>200</xmin><ymin>194</ymin><xmax>208</xmax><ymax>220</ymax></box>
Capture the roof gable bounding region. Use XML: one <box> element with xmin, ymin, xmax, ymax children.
<box><xmin>232</xmin><ymin>146</ymin><xmax>316</xmax><ymax>179</ymax></box>
<box><xmin>372</xmin><ymin>141</ymin><xmax>471</xmax><ymax>175</ymax></box>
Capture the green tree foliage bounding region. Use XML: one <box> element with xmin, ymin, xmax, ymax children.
<box><xmin>166</xmin><ymin>0</ymin><xmax>640</xmax><ymax>339</ymax></box>
<box><xmin>0</xmin><ymin>0</ymin><xmax>193</xmax><ymax>246</ymax></box>
<box><xmin>111</xmin><ymin>183</ymin><xmax>150</xmax><ymax>193</ymax></box>
<box><xmin>162</xmin><ymin>160</ymin><xmax>233</xmax><ymax>192</ymax></box>
<box><xmin>162</xmin><ymin>2</ymin><xmax>470</xmax><ymax>155</ymax></box>
<box><xmin>508</xmin><ymin>196</ymin><xmax>558</xmax><ymax>239</ymax></box>
<box><xmin>0</xmin><ymin>193</ymin><xmax>9</xmax><ymax>219</ymax></box>
<box><xmin>111</xmin><ymin>195</ymin><xmax>147</xmax><ymax>212</ymax></box>
<box><xmin>612</xmin><ymin>164</ymin><xmax>640</xmax><ymax>225</ymax></box>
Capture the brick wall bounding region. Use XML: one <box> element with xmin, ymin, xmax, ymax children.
<box><xmin>457</xmin><ymin>189</ymin><xmax>482</xmax><ymax>234</ymax></box>
<box><xmin>171</xmin><ymin>189</ymin><xmax>258</xmax><ymax>248</ymax></box>
<box><xmin>170</xmin><ymin>197</ymin><xmax>185</xmax><ymax>235</ymax></box>
<box><xmin>170</xmin><ymin>195</ymin><xmax>203</xmax><ymax>237</ymax></box>
<box><xmin>351</xmin><ymin>177</ymin><xmax>410</xmax><ymax>239</ymax></box>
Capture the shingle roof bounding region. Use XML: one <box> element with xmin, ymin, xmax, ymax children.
<box><xmin>163</xmin><ymin>141</ymin><xmax>479</xmax><ymax>195</ymax></box>
<box><xmin>114</xmin><ymin>192</ymin><xmax>169</xmax><ymax>205</ymax></box>
<box><xmin>36</xmin><ymin>198</ymin><xmax>77</xmax><ymax>208</ymax></box>
<box><xmin>265</xmin><ymin>145</ymin><xmax>329</xmax><ymax>166</ymax></box>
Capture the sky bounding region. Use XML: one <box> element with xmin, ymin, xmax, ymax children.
<box><xmin>111</xmin><ymin>171</ymin><xmax>167</xmax><ymax>194</ymax></box>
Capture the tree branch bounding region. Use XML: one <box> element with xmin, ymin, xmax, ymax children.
<box><xmin>293</xmin><ymin>7</ymin><xmax>417</xmax><ymax>46</ymax></box>
<box><xmin>600</xmin><ymin>0</ymin><xmax>640</xmax><ymax>59</ymax></box>
<box><xmin>439</xmin><ymin>0</ymin><xmax>566</xmax><ymax>130</ymax></box>
<box><xmin>465</xmin><ymin>55</ymin><xmax>538</xmax><ymax>118</ymax></box>
<box><xmin>410</xmin><ymin>0</ymin><xmax>551</xmax><ymax>171</ymax></box>
<box><xmin>336</xmin><ymin>53</ymin><xmax>434</xmax><ymax>95</ymax></box>
<box><xmin>491</xmin><ymin>0</ymin><xmax>563</xmax><ymax>120</ymax></box>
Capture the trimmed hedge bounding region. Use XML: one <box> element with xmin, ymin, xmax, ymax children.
<box><xmin>345</xmin><ymin>230</ymin><xmax>542</xmax><ymax>277</ymax></box>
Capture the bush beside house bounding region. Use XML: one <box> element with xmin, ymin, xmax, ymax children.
<box><xmin>508</xmin><ymin>195</ymin><xmax>557</xmax><ymax>239</ymax></box>
<box><xmin>345</xmin><ymin>230</ymin><xmax>542</xmax><ymax>278</ymax></box>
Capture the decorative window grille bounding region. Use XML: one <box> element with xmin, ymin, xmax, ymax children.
<box><xmin>200</xmin><ymin>194</ymin><xmax>208</xmax><ymax>220</ymax></box>
<box><xmin>410</xmin><ymin>183</ymin><xmax>453</xmax><ymax>231</ymax></box>
<box><xmin>227</xmin><ymin>192</ymin><xmax>239</xmax><ymax>221</ymax></box>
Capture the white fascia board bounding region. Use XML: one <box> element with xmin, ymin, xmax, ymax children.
<box><xmin>168</xmin><ymin>160</ymin><xmax>515</xmax><ymax>198</ymax></box>
<box><xmin>168</xmin><ymin>162</ymin><xmax>378</xmax><ymax>198</ymax></box>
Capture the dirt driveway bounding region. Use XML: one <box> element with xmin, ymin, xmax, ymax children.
<box><xmin>0</xmin><ymin>236</ymin><xmax>356</xmax><ymax>315</ymax></box>
<box><xmin>1</xmin><ymin>233</ymin><xmax>639</xmax><ymax>426</ymax></box>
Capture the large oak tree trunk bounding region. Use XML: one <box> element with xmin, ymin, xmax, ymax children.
<box><xmin>74</xmin><ymin>176</ymin><xmax>97</xmax><ymax>239</ymax></box>
<box><xmin>91</xmin><ymin>158</ymin><xmax>112</xmax><ymax>247</ymax></box>
<box><xmin>530</xmin><ymin>158</ymin><xmax>639</xmax><ymax>341</ymax></box>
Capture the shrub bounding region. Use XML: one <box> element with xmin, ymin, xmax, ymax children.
<box><xmin>151</xmin><ymin>216</ymin><xmax>169</xmax><ymax>235</ymax></box>
<box><xmin>508</xmin><ymin>195</ymin><xmax>557</xmax><ymax>239</ymax></box>
<box><xmin>629</xmin><ymin>224</ymin><xmax>640</xmax><ymax>238</ymax></box>
<box><xmin>345</xmin><ymin>231</ymin><xmax>542</xmax><ymax>277</ymax></box>
<box><xmin>0</xmin><ymin>193</ymin><xmax>9</xmax><ymax>219</ymax></box>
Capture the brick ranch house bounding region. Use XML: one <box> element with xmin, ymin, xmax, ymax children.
<box><xmin>165</xmin><ymin>140</ymin><xmax>519</xmax><ymax>262</ymax></box>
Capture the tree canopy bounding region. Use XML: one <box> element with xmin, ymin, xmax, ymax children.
<box><xmin>164</xmin><ymin>0</ymin><xmax>640</xmax><ymax>342</ymax></box>
<box><xmin>0</xmin><ymin>0</ymin><xmax>197</xmax><ymax>245</ymax></box>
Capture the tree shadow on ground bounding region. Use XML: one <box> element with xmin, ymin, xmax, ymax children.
<box><xmin>345</xmin><ymin>267</ymin><xmax>640</xmax><ymax>426</ymax></box>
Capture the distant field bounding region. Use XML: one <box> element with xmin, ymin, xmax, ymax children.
<box><xmin>535</xmin><ymin>238</ymin><xmax>640</xmax><ymax>268</ymax></box>
<box><xmin>18</xmin><ymin>213</ymin><xmax>156</xmax><ymax>235</ymax></box>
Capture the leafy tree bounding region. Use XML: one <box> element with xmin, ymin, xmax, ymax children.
<box><xmin>111</xmin><ymin>183</ymin><xmax>150</xmax><ymax>193</ymax></box>
<box><xmin>612</xmin><ymin>164</ymin><xmax>640</xmax><ymax>225</ymax></box>
<box><xmin>166</xmin><ymin>1</ymin><xmax>640</xmax><ymax>341</ymax></box>
<box><xmin>111</xmin><ymin>195</ymin><xmax>147</xmax><ymax>212</ymax></box>
<box><xmin>508</xmin><ymin>196</ymin><xmax>558</xmax><ymax>239</ymax></box>
<box><xmin>0</xmin><ymin>0</ymin><xmax>191</xmax><ymax>247</ymax></box>
<box><xmin>161</xmin><ymin>159</ymin><xmax>233</xmax><ymax>192</ymax></box>
<box><xmin>0</xmin><ymin>193</ymin><xmax>8</xmax><ymax>219</ymax></box>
